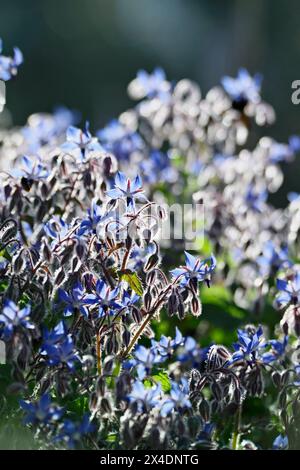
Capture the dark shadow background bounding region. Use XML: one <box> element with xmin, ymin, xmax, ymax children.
<box><xmin>1</xmin><ymin>0</ymin><xmax>300</xmax><ymax>203</ymax></box>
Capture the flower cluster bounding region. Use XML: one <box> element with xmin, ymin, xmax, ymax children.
<box><xmin>0</xmin><ymin>43</ymin><xmax>300</xmax><ymax>450</ymax></box>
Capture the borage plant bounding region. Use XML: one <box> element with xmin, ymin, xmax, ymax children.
<box><xmin>0</xmin><ymin>41</ymin><xmax>300</xmax><ymax>450</ymax></box>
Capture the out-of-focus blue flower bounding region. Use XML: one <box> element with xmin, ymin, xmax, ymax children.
<box><xmin>61</xmin><ymin>122</ymin><xmax>103</xmax><ymax>160</ymax></box>
<box><xmin>276</xmin><ymin>273</ymin><xmax>300</xmax><ymax>309</ymax></box>
<box><xmin>106</xmin><ymin>171</ymin><xmax>146</xmax><ymax>210</ymax></box>
<box><xmin>22</xmin><ymin>107</ymin><xmax>78</xmax><ymax>153</ymax></box>
<box><xmin>257</xmin><ymin>241</ymin><xmax>290</xmax><ymax>277</ymax></box>
<box><xmin>98</xmin><ymin>120</ymin><xmax>144</xmax><ymax>161</ymax></box>
<box><xmin>221</xmin><ymin>68</ymin><xmax>262</xmax><ymax>104</ymax></box>
<box><xmin>0</xmin><ymin>38</ymin><xmax>23</xmax><ymax>81</ymax></box>
<box><xmin>160</xmin><ymin>379</ymin><xmax>191</xmax><ymax>417</ymax></box>
<box><xmin>20</xmin><ymin>393</ymin><xmax>64</xmax><ymax>425</ymax></box>
<box><xmin>170</xmin><ymin>251</ymin><xmax>216</xmax><ymax>286</ymax></box>
<box><xmin>229</xmin><ymin>326</ymin><xmax>265</xmax><ymax>364</ymax></box>
<box><xmin>58</xmin><ymin>282</ymin><xmax>96</xmax><ymax>317</ymax></box>
<box><xmin>260</xmin><ymin>336</ymin><xmax>288</xmax><ymax>363</ymax></box>
<box><xmin>42</xmin><ymin>334</ymin><xmax>79</xmax><ymax>370</ymax></box>
<box><xmin>141</xmin><ymin>150</ymin><xmax>177</xmax><ymax>184</ymax></box>
<box><xmin>125</xmin><ymin>345</ymin><xmax>163</xmax><ymax>380</ymax></box>
<box><xmin>289</xmin><ymin>135</ymin><xmax>300</xmax><ymax>153</ymax></box>
<box><xmin>88</xmin><ymin>279</ymin><xmax>122</xmax><ymax>318</ymax></box>
<box><xmin>269</xmin><ymin>141</ymin><xmax>296</xmax><ymax>163</ymax></box>
<box><xmin>133</xmin><ymin>68</ymin><xmax>171</xmax><ymax>100</ymax></box>
<box><xmin>245</xmin><ymin>185</ymin><xmax>267</xmax><ymax>212</ymax></box>
<box><xmin>55</xmin><ymin>414</ymin><xmax>94</xmax><ymax>449</ymax></box>
<box><xmin>272</xmin><ymin>434</ymin><xmax>288</xmax><ymax>450</ymax></box>
<box><xmin>151</xmin><ymin>327</ymin><xmax>184</xmax><ymax>358</ymax></box>
<box><xmin>127</xmin><ymin>380</ymin><xmax>162</xmax><ymax>412</ymax></box>
<box><xmin>0</xmin><ymin>301</ymin><xmax>34</xmax><ymax>340</ymax></box>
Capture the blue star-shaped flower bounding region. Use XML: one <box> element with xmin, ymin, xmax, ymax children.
<box><xmin>229</xmin><ymin>326</ymin><xmax>265</xmax><ymax>365</ymax></box>
<box><xmin>170</xmin><ymin>251</ymin><xmax>216</xmax><ymax>286</ymax></box>
<box><xmin>42</xmin><ymin>334</ymin><xmax>80</xmax><ymax>371</ymax></box>
<box><xmin>61</xmin><ymin>122</ymin><xmax>103</xmax><ymax>160</ymax></box>
<box><xmin>58</xmin><ymin>282</ymin><xmax>97</xmax><ymax>317</ymax></box>
<box><xmin>106</xmin><ymin>171</ymin><xmax>146</xmax><ymax>210</ymax></box>
<box><xmin>88</xmin><ymin>279</ymin><xmax>123</xmax><ymax>318</ymax></box>
<box><xmin>0</xmin><ymin>300</ymin><xmax>34</xmax><ymax>340</ymax></box>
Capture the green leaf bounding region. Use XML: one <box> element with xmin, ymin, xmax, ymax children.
<box><xmin>106</xmin><ymin>433</ymin><xmax>118</xmax><ymax>443</ymax></box>
<box><xmin>67</xmin><ymin>396</ymin><xmax>89</xmax><ymax>415</ymax></box>
<box><xmin>152</xmin><ymin>371</ymin><xmax>171</xmax><ymax>393</ymax></box>
<box><xmin>119</xmin><ymin>270</ymin><xmax>143</xmax><ymax>296</ymax></box>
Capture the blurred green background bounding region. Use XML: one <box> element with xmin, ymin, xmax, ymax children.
<box><xmin>1</xmin><ymin>0</ymin><xmax>300</xmax><ymax>202</ymax></box>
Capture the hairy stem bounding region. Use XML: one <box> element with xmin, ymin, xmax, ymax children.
<box><xmin>96</xmin><ymin>330</ymin><xmax>102</xmax><ymax>375</ymax></box>
<box><xmin>232</xmin><ymin>404</ymin><xmax>242</xmax><ymax>450</ymax></box>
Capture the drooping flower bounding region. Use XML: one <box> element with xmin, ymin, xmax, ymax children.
<box><xmin>21</xmin><ymin>107</ymin><xmax>77</xmax><ymax>153</ymax></box>
<box><xmin>121</xmin><ymin>289</ymin><xmax>140</xmax><ymax>311</ymax></box>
